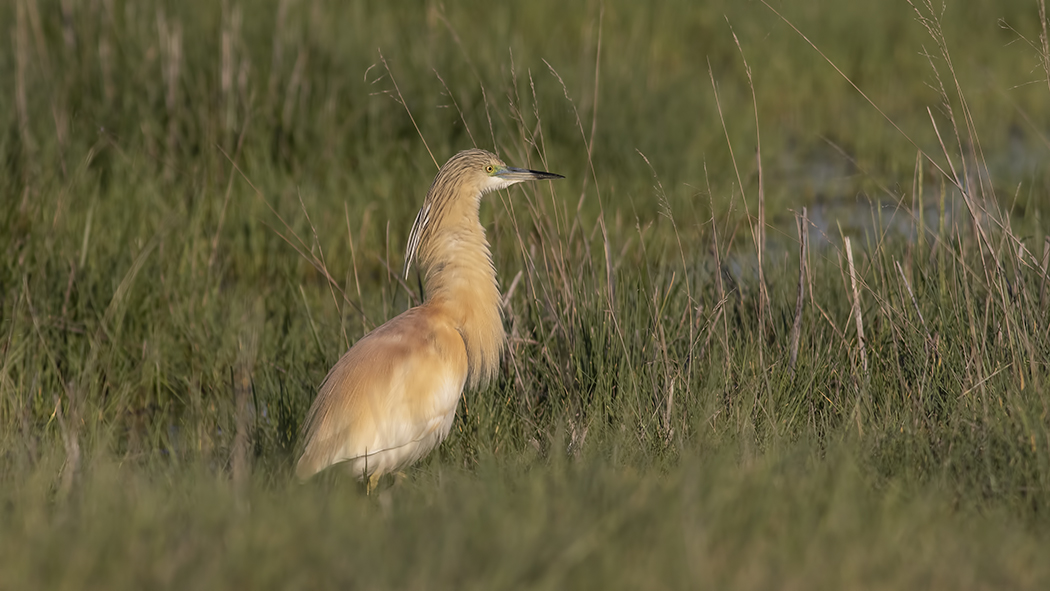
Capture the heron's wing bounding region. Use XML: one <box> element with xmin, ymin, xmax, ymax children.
<box><xmin>295</xmin><ymin>306</ymin><xmax>468</xmax><ymax>479</ymax></box>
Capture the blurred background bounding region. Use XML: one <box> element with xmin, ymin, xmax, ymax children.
<box><xmin>2</xmin><ymin>1</ymin><xmax>1049</xmax><ymax>588</ymax></box>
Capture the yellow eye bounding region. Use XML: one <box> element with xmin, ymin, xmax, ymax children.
<box><xmin>486</xmin><ymin>165</ymin><xmax>495</xmax><ymax>174</ymax></box>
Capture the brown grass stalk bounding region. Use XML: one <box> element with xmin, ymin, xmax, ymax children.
<box><xmin>788</xmin><ymin>208</ymin><xmax>808</xmax><ymax>374</ymax></box>
<box><xmin>231</xmin><ymin>319</ymin><xmax>259</xmax><ymax>493</ymax></box>
<box><xmin>845</xmin><ymin>237</ymin><xmax>868</xmax><ymax>376</ymax></box>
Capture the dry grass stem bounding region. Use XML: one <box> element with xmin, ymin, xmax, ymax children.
<box><xmin>845</xmin><ymin>237</ymin><xmax>868</xmax><ymax>376</ymax></box>
<box><xmin>788</xmin><ymin>208</ymin><xmax>808</xmax><ymax>374</ymax></box>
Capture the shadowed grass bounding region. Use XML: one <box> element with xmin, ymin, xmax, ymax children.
<box><xmin>3</xmin><ymin>441</ymin><xmax>1049</xmax><ymax>590</ymax></box>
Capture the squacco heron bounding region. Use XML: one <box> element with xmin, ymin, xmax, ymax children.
<box><xmin>296</xmin><ymin>149</ymin><xmax>563</xmax><ymax>488</ymax></box>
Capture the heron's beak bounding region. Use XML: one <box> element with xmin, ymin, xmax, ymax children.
<box><xmin>497</xmin><ymin>166</ymin><xmax>564</xmax><ymax>182</ymax></box>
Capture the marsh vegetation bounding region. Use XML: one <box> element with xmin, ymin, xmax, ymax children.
<box><xmin>2</xmin><ymin>0</ymin><xmax>1049</xmax><ymax>588</ymax></box>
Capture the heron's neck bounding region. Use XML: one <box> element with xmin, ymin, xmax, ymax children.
<box><xmin>420</xmin><ymin>219</ymin><xmax>504</xmax><ymax>389</ymax></box>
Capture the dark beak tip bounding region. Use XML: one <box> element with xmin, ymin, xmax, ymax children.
<box><xmin>505</xmin><ymin>166</ymin><xmax>564</xmax><ymax>180</ymax></box>
<box><xmin>528</xmin><ymin>170</ymin><xmax>564</xmax><ymax>180</ymax></box>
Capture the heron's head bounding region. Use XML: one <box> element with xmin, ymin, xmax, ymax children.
<box><xmin>439</xmin><ymin>149</ymin><xmax>563</xmax><ymax>197</ymax></box>
<box><xmin>404</xmin><ymin>149</ymin><xmax>563</xmax><ymax>278</ymax></box>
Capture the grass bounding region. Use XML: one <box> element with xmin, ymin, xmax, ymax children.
<box><xmin>3</xmin><ymin>445</ymin><xmax>1048</xmax><ymax>589</ymax></box>
<box><xmin>2</xmin><ymin>0</ymin><xmax>1050</xmax><ymax>588</ymax></box>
